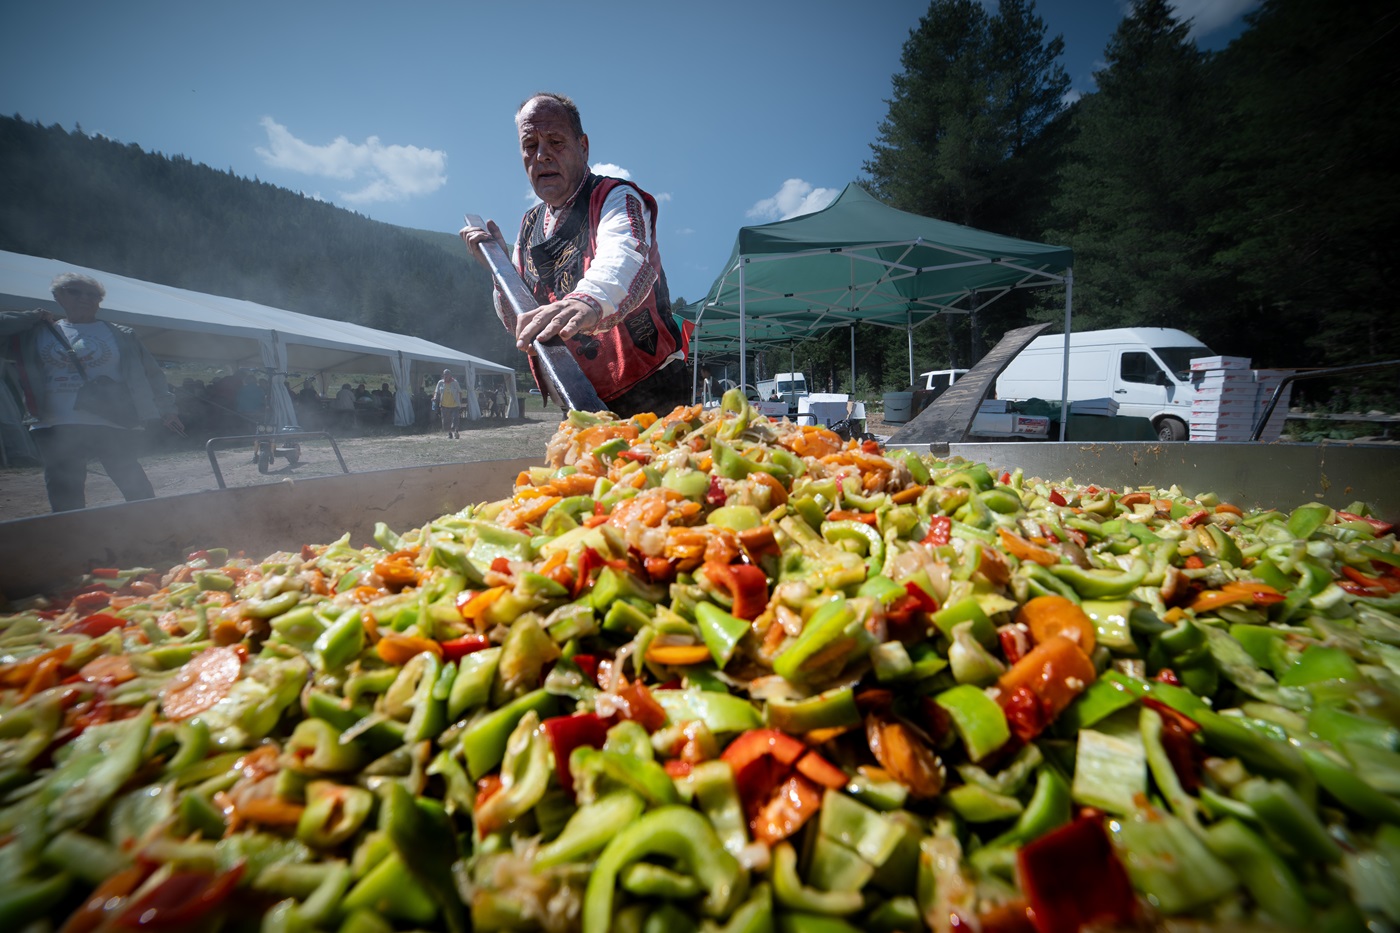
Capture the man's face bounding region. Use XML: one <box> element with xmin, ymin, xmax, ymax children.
<box><xmin>518</xmin><ymin>98</ymin><xmax>589</xmax><ymax>209</ymax></box>
<box><xmin>54</xmin><ymin>282</ymin><xmax>103</xmax><ymax>322</ymax></box>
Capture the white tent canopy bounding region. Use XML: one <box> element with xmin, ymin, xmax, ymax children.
<box><xmin>0</xmin><ymin>250</ymin><xmax>517</xmax><ymax>425</ymax></box>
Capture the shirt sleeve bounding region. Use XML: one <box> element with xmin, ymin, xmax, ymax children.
<box><xmin>563</xmin><ymin>185</ymin><xmax>658</xmax><ymax>334</ymax></box>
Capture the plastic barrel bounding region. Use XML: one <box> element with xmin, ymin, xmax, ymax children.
<box><xmin>883</xmin><ymin>391</ymin><xmax>914</xmax><ymax>424</ymax></box>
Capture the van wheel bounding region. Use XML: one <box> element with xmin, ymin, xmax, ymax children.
<box><xmin>1156</xmin><ymin>417</ymin><xmax>1188</xmax><ymax>442</ymax></box>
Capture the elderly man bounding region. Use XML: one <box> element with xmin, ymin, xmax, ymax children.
<box><xmin>0</xmin><ymin>272</ymin><xmax>183</xmax><ymax>511</ymax></box>
<box><xmin>460</xmin><ymin>92</ymin><xmax>687</xmax><ymax>418</ymax></box>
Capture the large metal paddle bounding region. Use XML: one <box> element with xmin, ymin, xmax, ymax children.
<box><xmin>464</xmin><ymin>214</ymin><xmax>607</xmax><ymax>413</ymax></box>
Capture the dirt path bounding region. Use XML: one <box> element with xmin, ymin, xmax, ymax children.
<box><xmin>0</xmin><ymin>416</ymin><xmax>564</xmax><ymax>521</ymax></box>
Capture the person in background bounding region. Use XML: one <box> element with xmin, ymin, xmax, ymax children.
<box><xmin>460</xmin><ymin>92</ymin><xmax>687</xmax><ymax>418</ymax></box>
<box><xmin>0</xmin><ymin>272</ymin><xmax>183</xmax><ymax>511</ymax></box>
<box><xmin>333</xmin><ymin>382</ymin><xmax>356</xmax><ymax>430</ymax></box>
<box><xmin>432</xmin><ymin>369</ymin><xmax>464</xmax><ymax>439</ymax></box>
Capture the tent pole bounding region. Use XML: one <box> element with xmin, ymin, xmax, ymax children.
<box><xmin>690</xmin><ymin>329</ymin><xmax>700</xmax><ymax>404</ymax></box>
<box><xmin>849</xmin><ymin>324</ymin><xmax>856</xmax><ymax>395</ymax></box>
<box><xmin>738</xmin><ymin>261</ymin><xmax>748</xmax><ymax>392</ymax></box>
<box><xmin>907</xmin><ymin>309</ymin><xmax>914</xmax><ymax>386</ymax></box>
<box><xmin>1058</xmin><ymin>268</ymin><xmax>1074</xmax><ymax>442</ymax></box>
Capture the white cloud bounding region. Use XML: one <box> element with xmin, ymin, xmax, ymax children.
<box><xmin>1166</xmin><ymin>0</ymin><xmax>1261</xmax><ymax>40</ymax></box>
<box><xmin>746</xmin><ymin>179</ymin><xmax>840</xmax><ymax>222</ymax></box>
<box><xmin>592</xmin><ymin>162</ymin><xmax>631</xmax><ymax>180</ymax></box>
<box><xmin>255</xmin><ymin>117</ymin><xmax>447</xmax><ymax>204</ymax></box>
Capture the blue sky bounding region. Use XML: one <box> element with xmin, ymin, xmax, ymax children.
<box><xmin>1</xmin><ymin>0</ymin><xmax>1257</xmax><ymax>306</ymax></box>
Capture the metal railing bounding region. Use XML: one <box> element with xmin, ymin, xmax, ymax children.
<box><xmin>1251</xmin><ymin>360</ymin><xmax>1400</xmax><ymax>441</ymax></box>
<box><xmin>204</xmin><ymin>431</ymin><xmax>349</xmax><ymax>489</ymax></box>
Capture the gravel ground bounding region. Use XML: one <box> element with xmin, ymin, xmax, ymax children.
<box><xmin>0</xmin><ymin>415</ymin><xmax>565</xmax><ymax>521</ymax></box>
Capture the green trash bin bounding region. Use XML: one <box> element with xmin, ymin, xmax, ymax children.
<box><xmin>883</xmin><ymin>392</ymin><xmax>914</xmax><ymax>424</ymax></box>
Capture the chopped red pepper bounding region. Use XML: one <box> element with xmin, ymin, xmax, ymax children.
<box><xmin>706</xmin><ymin>475</ymin><xmax>727</xmax><ymax>506</ymax></box>
<box><xmin>61</xmin><ymin>612</ymin><xmax>127</xmax><ymax>639</ymax></box>
<box><xmin>70</xmin><ymin>591</ymin><xmax>111</xmax><ymax>615</ymax></box>
<box><xmin>1154</xmin><ymin>668</ymin><xmax>1182</xmax><ymax>686</ymax></box>
<box><xmin>570</xmin><ymin>654</ymin><xmax>601</xmax><ymax>684</ymax></box>
<box><xmin>999</xmin><ymin>471</ymin><xmax>1012</xmax><ymax>485</ymax></box>
<box><xmin>114</xmin><ymin>862</ymin><xmax>247</xmax><ymax>930</ymax></box>
<box><xmin>542</xmin><ymin>712</ymin><xmax>612</xmax><ymax>796</ymax></box>
<box><xmin>90</xmin><ymin>567</ymin><xmax>123</xmax><ymax>579</ymax></box>
<box><xmin>1183</xmin><ymin>554</ymin><xmax>1206</xmax><ymax>570</ymax></box>
<box><xmin>998</xmin><ymin>625</ymin><xmax>1030</xmax><ymax>666</ymax></box>
<box><xmin>616</xmin><ymin>448</ymin><xmax>652</xmax><ymax>463</ymax></box>
<box><xmin>439</xmin><ymin>634</ymin><xmax>491</xmax><ymax>663</ymax></box>
<box><xmin>922</xmin><ymin>515</ymin><xmax>952</xmax><ymax>547</ymax></box>
<box><xmin>1341</xmin><ymin>565</ymin><xmax>1400</xmax><ymax>594</ymax></box>
<box><xmin>751</xmin><ymin>773</ymin><xmax>822</xmax><ymax>845</ymax></box>
<box><xmin>1180</xmin><ymin>508</ymin><xmax>1211</xmax><ymax>527</ymax></box>
<box><xmin>490</xmin><ymin>556</ymin><xmax>513</xmax><ymax>575</ymax></box>
<box><xmin>701</xmin><ymin>561</ymin><xmax>770</xmax><ymax>621</ymax></box>
<box><xmin>611</xmin><ymin>680</ymin><xmax>667</xmax><ymax>732</ymax></box>
<box><xmin>1048</xmin><ymin>488</ymin><xmax>1068</xmax><ymax>507</ymax></box>
<box><xmin>1017</xmin><ymin>815</ymin><xmax>1137</xmax><ymax>933</ymax></box>
<box><xmin>1337</xmin><ymin>511</ymin><xmax>1395</xmax><ymax>536</ymax></box>
<box><xmin>720</xmin><ymin>728</ymin><xmax>846</xmax><ymax>842</ymax></box>
<box><xmin>999</xmin><ymin>684</ymin><xmax>1048</xmax><ymax>744</ymax></box>
<box><xmin>663</xmin><ymin>760</ymin><xmax>694</xmax><ymax>778</ymax></box>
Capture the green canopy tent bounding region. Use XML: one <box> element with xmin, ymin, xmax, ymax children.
<box><xmin>679</xmin><ymin>183</ymin><xmax>1074</xmax><ymax>421</ymax></box>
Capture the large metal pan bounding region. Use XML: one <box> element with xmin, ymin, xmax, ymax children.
<box><xmin>2</xmin><ymin>442</ymin><xmax>1395</xmax><ymax>600</ymax></box>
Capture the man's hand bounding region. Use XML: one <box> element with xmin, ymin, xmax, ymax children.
<box><xmin>459</xmin><ymin>220</ymin><xmax>506</xmax><ymax>272</ymax></box>
<box><xmin>513</xmin><ymin>298</ymin><xmax>600</xmax><ymax>352</ymax></box>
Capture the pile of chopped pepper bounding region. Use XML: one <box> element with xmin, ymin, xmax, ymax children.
<box><xmin>2</xmin><ymin>387</ymin><xmax>1398</xmax><ymax>932</ymax></box>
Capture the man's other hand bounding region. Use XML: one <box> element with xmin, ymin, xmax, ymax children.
<box><xmin>459</xmin><ymin>220</ymin><xmax>506</xmax><ymax>271</ymax></box>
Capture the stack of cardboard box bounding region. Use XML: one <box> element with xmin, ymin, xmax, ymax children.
<box><xmin>1189</xmin><ymin>356</ymin><xmax>1293</xmax><ymax>441</ymax></box>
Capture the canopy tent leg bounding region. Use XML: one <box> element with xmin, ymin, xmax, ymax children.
<box><xmin>738</xmin><ymin>260</ymin><xmax>748</xmax><ymax>391</ymax></box>
<box><xmin>907</xmin><ymin>309</ymin><xmax>914</xmax><ymax>387</ymax></box>
<box><xmin>690</xmin><ymin>328</ymin><xmax>700</xmax><ymax>404</ymax></box>
<box><xmin>850</xmin><ymin>324</ymin><xmax>856</xmax><ymax>394</ymax></box>
<box><xmin>1058</xmin><ymin>268</ymin><xmax>1074</xmax><ymax>441</ymax></box>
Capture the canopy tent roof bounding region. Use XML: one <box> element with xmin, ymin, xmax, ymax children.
<box><xmin>0</xmin><ymin>250</ymin><xmax>513</xmax><ymax>378</ymax></box>
<box><xmin>679</xmin><ymin>184</ymin><xmax>1073</xmax><ymax>361</ymax></box>
<box><xmin>0</xmin><ymin>250</ymin><xmax>517</xmax><ymax>427</ymax></box>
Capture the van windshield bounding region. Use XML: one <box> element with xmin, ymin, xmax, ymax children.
<box><xmin>777</xmin><ymin>379</ymin><xmax>805</xmax><ymax>394</ymax></box>
<box><xmin>1154</xmin><ymin>346</ymin><xmax>1210</xmax><ymax>380</ymax></box>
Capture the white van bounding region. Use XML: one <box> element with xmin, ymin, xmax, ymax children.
<box><xmin>755</xmin><ymin>372</ymin><xmax>809</xmax><ymax>412</ymax></box>
<box><xmin>995</xmin><ymin>327</ymin><xmax>1213</xmax><ymax>441</ymax></box>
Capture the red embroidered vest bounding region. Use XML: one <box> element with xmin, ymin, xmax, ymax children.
<box><xmin>517</xmin><ymin>175</ymin><xmax>683</xmax><ymax>402</ymax></box>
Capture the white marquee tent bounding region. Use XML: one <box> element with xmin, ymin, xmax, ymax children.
<box><xmin>0</xmin><ymin>250</ymin><xmax>517</xmax><ymax>429</ymax></box>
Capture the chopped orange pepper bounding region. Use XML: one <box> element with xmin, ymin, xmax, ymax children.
<box><xmin>892</xmin><ymin>485</ymin><xmax>925</xmax><ymax>505</ymax></box>
<box><xmin>237</xmin><ymin>798</ymin><xmax>306</xmax><ymax>827</ymax></box>
<box><xmin>750</xmin><ymin>470</ymin><xmax>788</xmax><ymax>507</ymax></box>
<box><xmin>539</xmin><ymin>472</ymin><xmax>602</xmax><ymax>498</ymax></box>
<box><xmin>998</xmin><ymin>528</ymin><xmax>1060</xmax><ymax>567</ymax></box>
<box><xmin>1016</xmin><ymin>595</ymin><xmax>1097</xmax><ymax>653</ymax></box>
<box><xmin>1214</xmin><ymin>503</ymin><xmax>1244</xmax><ymax>516</ymax></box>
<box><xmin>458</xmin><ymin>585</ymin><xmax>509</xmax><ymax>624</ymax></box>
<box><xmin>375</xmin><ymin>632</ymin><xmax>443</xmax><ymax>665</ymax></box>
<box><xmin>645</xmin><ymin>643</ymin><xmax>714</xmax><ymax>666</ymax></box>
<box><xmin>997</xmin><ymin>634</ymin><xmax>1096</xmax><ymax>723</ymax></box>
<box><xmin>1188</xmin><ymin>580</ymin><xmax>1284</xmax><ymax>613</ymax></box>
<box><xmin>0</xmin><ymin>644</ymin><xmax>74</xmax><ymax>689</ymax></box>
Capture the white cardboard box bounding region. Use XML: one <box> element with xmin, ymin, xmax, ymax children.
<box><xmin>1191</xmin><ymin>355</ymin><xmax>1252</xmax><ymax>371</ymax></box>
